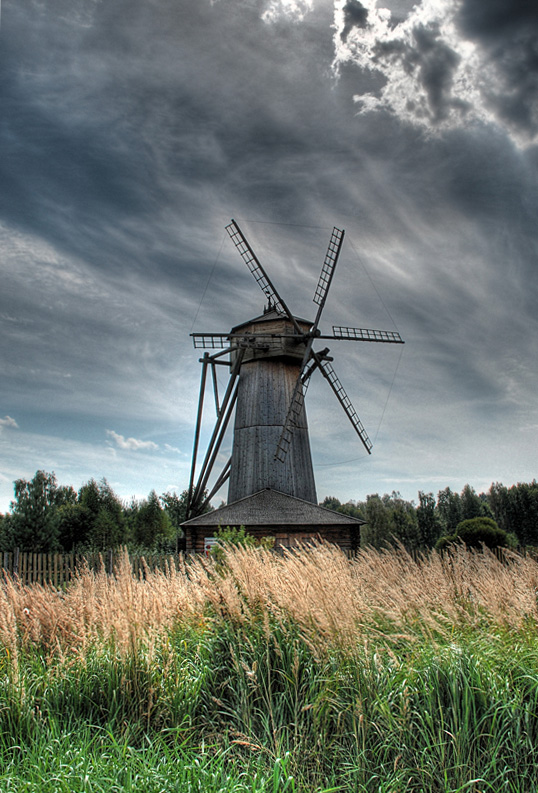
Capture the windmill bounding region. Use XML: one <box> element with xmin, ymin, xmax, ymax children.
<box><xmin>186</xmin><ymin>220</ymin><xmax>404</xmax><ymax>520</ymax></box>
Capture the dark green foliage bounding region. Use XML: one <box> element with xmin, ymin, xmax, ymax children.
<box><xmin>131</xmin><ymin>490</ymin><xmax>173</xmax><ymax>548</ymax></box>
<box><xmin>5</xmin><ymin>470</ymin><xmax>76</xmax><ymax>552</ymax></box>
<box><xmin>320</xmin><ymin>496</ymin><xmax>365</xmax><ymax>520</ymax></box>
<box><xmin>416</xmin><ymin>491</ymin><xmax>442</xmax><ymax>548</ymax></box>
<box><xmin>489</xmin><ymin>480</ymin><xmax>538</xmax><ymax>547</ymax></box>
<box><xmin>460</xmin><ymin>483</ymin><xmax>487</xmax><ymax>520</ymax></box>
<box><xmin>436</xmin><ymin>486</ymin><xmax>463</xmax><ymax>534</ymax></box>
<box><xmin>5</xmin><ymin>472</ymin><xmax>538</xmax><ymax>555</ymax></box>
<box><xmin>360</xmin><ymin>492</ymin><xmax>418</xmax><ymax>550</ymax></box>
<box><xmin>210</xmin><ymin>525</ymin><xmax>274</xmax><ymax>564</ymax></box>
<box><xmin>436</xmin><ymin>516</ymin><xmax>516</xmax><ymax>550</ymax></box>
<box><xmin>79</xmin><ymin>478</ymin><xmax>127</xmax><ymax>550</ymax></box>
<box><xmin>160</xmin><ymin>489</ymin><xmax>189</xmax><ymax>534</ymax></box>
<box><xmin>54</xmin><ymin>502</ymin><xmax>93</xmax><ymax>551</ymax></box>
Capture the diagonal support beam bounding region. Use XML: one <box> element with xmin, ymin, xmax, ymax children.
<box><xmin>188</xmin><ymin>348</ymin><xmax>245</xmax><ymax>518</ymax></box>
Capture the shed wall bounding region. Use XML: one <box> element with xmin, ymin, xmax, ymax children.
<box><xmin>185</xmin><ymin>525</ymin><xmax>359</xmax><ymax>555</ymax></box>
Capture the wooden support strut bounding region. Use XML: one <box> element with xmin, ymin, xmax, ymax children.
<box><xmin>188</xmin><ymin>347</ymin><xmax>245</xmax><ymax>517</ymax></box>
<box><xmin>211</xmin><ymin>360</ymin><xmax>221</xmax><ymax>416</ymax></box>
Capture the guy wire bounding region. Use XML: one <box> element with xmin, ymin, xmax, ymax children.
<box><xmin>190</xmin><ymin>230</ymin><xmax>226</xmax><ymax>331</ymax></box>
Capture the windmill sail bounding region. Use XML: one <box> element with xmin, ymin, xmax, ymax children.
<box><xmin>225</xmin><ymin>220</ymin><xmax>302</xmax><ymax>334</ymax></box>
<box><xmin>313</xmin><ymin>227</ymin><xmax>344</xmax><ymax>310</ymax></box>
<box><xmin>317</xmin><ymin>358</ymin><xmax>372</xmax><ymax>454</ymax></box>
<box><xmin>274</xmin><ymin>357</ymin><xmax>317</xmax><ymax>463</ymax></box>
<box><xmin>330</xmin><ymin>326</ymin><xmax>404</xmax><ymax>344</ymax></box>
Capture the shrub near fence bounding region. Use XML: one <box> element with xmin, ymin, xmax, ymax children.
<box><xmin>1</xmin><ymin>549</ymin><xmax>184</xmax><ymax>586</ymax></box>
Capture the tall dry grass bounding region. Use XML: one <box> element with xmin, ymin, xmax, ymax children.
<box><xmin>3</xmin><ymin>543</ymin><xmax>538</xmax><ymax>791</ymax></box>
<box><xmin>1</xmin><ymin>543</ymin><xmax>537</xmax><ymax>660</ymax></box>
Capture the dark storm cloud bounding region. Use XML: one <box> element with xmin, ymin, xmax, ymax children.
<box><xmin>1</xmin><ymin>0</ymin><xmax>538</xmax><ymax>511</ymax></box>
<box><xmin>341</xmin><ymin>0</ymin><xmax>369</xmax><ymax>41</ymax></box>
<box><xmin>0</xmin><ymin>0</ymin><xmax>344</xmax><ymax>283</ymax></box>
<box><xmin>458</xmin><ymin>0</ymin><xmax>538</xmax><ymax>136</ymax></box>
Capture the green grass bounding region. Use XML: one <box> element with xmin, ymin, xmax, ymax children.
<box><xmin>0</xmin><ymin>728</ymin><xmax>312</xmax><ymax>792</ymax></box>
<box><xmin>2</xmin><ymin>546</ymin><xmax>538</xmax><ymax>791</ymax></box>
<box><xmin>3</xmin><ymin>625</ymin><xmax>538</xmax><ymax>791</ymax></box>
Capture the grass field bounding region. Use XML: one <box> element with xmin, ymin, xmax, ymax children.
<box><xmin>1</xmin><ymin>542</ymin><xmax>538</xmax><ymax>791</ymax></box>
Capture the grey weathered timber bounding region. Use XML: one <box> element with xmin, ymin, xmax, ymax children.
<box><xmin>228</xmin><ymin>358</ymin><xmax>317</xmax><ymax>503</ymax></box>
<box><xmin>227</xmin><ymin>310</ymin><xmax>316</xmax><ymax>503</ymax></box>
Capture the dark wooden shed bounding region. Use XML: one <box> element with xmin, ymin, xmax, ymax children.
<box><xmin>181</xmin><ymin>487</ymin><xmax>364</xmax><ymax>554</ymax></box>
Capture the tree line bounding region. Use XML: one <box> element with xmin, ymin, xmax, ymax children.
<box><xmin>0</xmin><ymin>471</ymin><xmax>537</xmax><ymax>553</ymax></box>
<box><xmin>322</xmin><ymin>480</ymin><xmax>538</xmax><ymax>550</ymax></box>
<box><xmin>0</xmin><ymin>470</ymin><xmax>197</xmax><ymax>554</ymax></box>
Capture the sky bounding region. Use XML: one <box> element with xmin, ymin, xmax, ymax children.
<box><xmin>1</xmin><ymin>0</ymin><xmax>537</xmax><ymax>512</ymax></box>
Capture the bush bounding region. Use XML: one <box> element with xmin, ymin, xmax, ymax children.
<box><xmin>435</xmin><ymin>517</ymin><xmax>516</xmax><ymax>550</ymax></box>
<box><xmin>210</xmin><ymin>525</ymin><xmax>274</xmax><ymax>564</ymax></box>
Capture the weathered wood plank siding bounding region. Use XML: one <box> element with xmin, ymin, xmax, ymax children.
<box><xmin>228</xmin><ymin>359</ymin><xmax>317</xmax><ymax>504</ymax></box>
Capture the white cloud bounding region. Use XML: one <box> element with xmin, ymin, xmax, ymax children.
<box><xmin>0</xmin><ymin>416</ymin><xmax>19</xmax><ymax>431</ymax></box>
<box><xmin>106</xmin><ymin>429</ymin><xmax>159</xmax><ymax>452</ymax></box>
<box><xmin>164</xmin><ymin>443</ymin><xmax>182</xmax><ymax>454</ymax></box>
<box><xmin>262</xmin><ymin>0</ymin><xmax>313</xmax><ymax>23</ymax></box>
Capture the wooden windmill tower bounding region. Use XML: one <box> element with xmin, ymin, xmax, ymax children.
<box><xmin>185</xmin><ymin>220</ymin><xmax>404</xmax><ymax>524</ymax></box>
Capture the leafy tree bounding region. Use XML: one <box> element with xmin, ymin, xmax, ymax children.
<box><xmin>160</xmin><ymin>489</ymin><xmax>214</xmax><ymax>552</ymax></box>
<box><xmin>416</xmin><ymin>491</ymin><xmax>442</xmax><ymax>548</ymax></box>
<box><xmin>132</xmin><ymin>490</ymin><xmax>172</xmax><ymax>548</ymax></box>
<box><xmin>160</xmin><ymin>490</ymin><xmax>190</xmax><ymax>551</ymax></box>
<box><xmin>460</xmin><ymin>484</ymin><xmax>486</xmax><ymax>521</ymax></box>
<box><xmin>79</xmin><ymin>478</ymin><xmax>126</xmax><ymax>550</ymax></box>
<box><xmin>488</xmin><ymin>480</ymin><xmax>538</xmax><ymax>547</ymax></box>
<box><xmin>320</xmin><ymin>496</ymin><xmax>343</xmax><ymax>512</ymax></box>
<box><xmin>437</xmin><ymin>487</ymin><xmax>463</xmax><ymax>534</ymax></box>
<box><xmin>210</xmin><ymin>525</ymin><xmax>274</xmax><ymax>565</ymax></box>
<box><xmin>320</xmin><ymin>496</ymin><xmax>365</xmax><ymax>520</ymax></box>
<box><xmin>54</xmin><ymin>503</ymin><xmax>93</xmax><ymax>551</ymax></box>
<box><xmin>361</xmin><ymin>494</ymin><xmax>392</xmax><ymax>549</ymax></box>
<box><xmin>387</xmin><ymin>492</ymin><xmax>419</xmax><ymax>550</ymax></box>
<box><xmin>0</xmin><ymin>513</ymin><xmax>12</xmax><ymax>552</ymax></box>
<box><xmin>8</xmin><ymin>471</ymin><xmax>76</xmax><ymax>552</ymax></box>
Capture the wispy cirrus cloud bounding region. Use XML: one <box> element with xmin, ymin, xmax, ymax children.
<box><xmin>106</xmin><ymin>429</ymin><xmax>158</xmax><ymax>452</ymax></box>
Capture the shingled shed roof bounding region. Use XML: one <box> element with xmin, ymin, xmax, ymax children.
<box><xmin>182</xmin><ymin>487</ymin><xmax>365</xmax><ymax>529</ymax></box>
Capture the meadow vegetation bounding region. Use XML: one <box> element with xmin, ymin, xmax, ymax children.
<box><xmin>2</xmin><ymin>542</ymin><xmax>538</xmax><ymax>791</ymax></box>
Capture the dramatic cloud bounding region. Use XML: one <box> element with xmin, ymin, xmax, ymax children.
<box><xmin>0</xmin><ymin>0</ymin><xmax>536</xmax><ymax>511</ymax></box>
<box><xmin>333</xmin><ymin>0</ymin><xmax>538</xmax><ymax>143</ymax></box>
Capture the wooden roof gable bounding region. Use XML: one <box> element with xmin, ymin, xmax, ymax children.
<box><xmin>181</xmin><ymin>487</ymin><xmax>365</xmax><ymax>529</ymax></box>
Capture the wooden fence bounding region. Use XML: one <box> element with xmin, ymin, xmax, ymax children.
<box><xmin>1</xmin><ymin>550</ymin><xmax>184</xmax><ymax>587</ymax></box>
